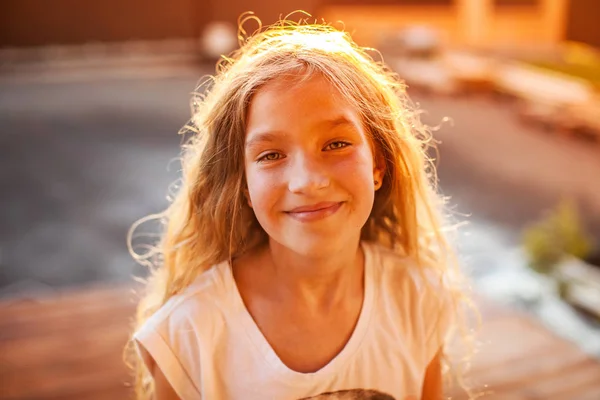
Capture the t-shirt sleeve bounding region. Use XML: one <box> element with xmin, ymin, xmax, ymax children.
<box><xmin>422</xmin><ymin>273</ymin><xmax>455</xmax><ymax>365</ymax></box>
<box><xmin>133</xmin><ymin>299</ymin><xmax>203</xmax><ymax>399</ymax></box>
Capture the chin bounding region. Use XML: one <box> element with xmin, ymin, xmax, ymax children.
<box><xmin>273</xmin><ymin>233</ymin><xmax>357</xmax><ymax>259</ymax></box>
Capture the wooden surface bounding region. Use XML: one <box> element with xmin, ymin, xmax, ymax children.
<box><xmin>1</xmin><ymin>285</ymin><xmax>599</xmax><ymax>400</ymax></box>
<box><xmin>0</xmin><ymin>285</ymin><xmax>138</xmax><ymax>400</ymax></box>
<box><xmin>448</xmin><ymin>300</ymin><xmax>600</xmax><ymax>400</ymax></box>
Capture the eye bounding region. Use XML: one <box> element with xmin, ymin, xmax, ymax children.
<box><xmin>324</xmin><ymin>141</ymin><xmax>351</xmax><ymax>151</ymax></box>
<box><xmin>257</xmin><ymin>152</ymin><xmax>283</xmax><ymax>163</ymax></box>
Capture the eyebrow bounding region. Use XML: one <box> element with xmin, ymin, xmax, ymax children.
<box><xmin>321</xmin><ymin>116</ymin><xmax>357</xmax><ymax>130</ymax></box>
<box><xmin>245</xmin><ymin>116</ymin><xmax>359</xmax><ymax>150</ymax></box>
<box><xmin>245</xmin><ymin>131</ymin><xmax>284</xmax><ymax>151</ymax></box>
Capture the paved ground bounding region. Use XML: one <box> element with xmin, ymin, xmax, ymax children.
<box><xmin>1</xmin><ymin>62</ymin><xmax>599</xmax><ymax>296</ymax></box>
<box><xmin>0</xmin><ymin>70</ymin><xmax>193</xmax><ymax>293</ymax></box>
<box><xmin>418</xmin><ymin>92</ymin><xmax>600</xmax><ymax>235</ymax></box>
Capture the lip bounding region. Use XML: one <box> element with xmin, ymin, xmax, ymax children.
<box><xmin>285</xmin><ymin>201</ymin><xmax>343</xmax><ymax>222</ymax></box>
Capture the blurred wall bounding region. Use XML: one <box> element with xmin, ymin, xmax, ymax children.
<box><xmin>0</xmin><ymin>0</ymin><xmax>320</xmax><ymax>47</ymax></box>
<box><xmin>0</xmin><ymin>0</ymin><xmax>209</xmax><ymax>46</ymax></box>
<box><xmin>319</xmin><ymin>4</ymin><xmax>459</xmax><ymax>46</ymax></box>
<box><xmin>2</xmin><ymin>0</ymin><xmax>596</xmax><ymax>49</ymax></box>
<box><xmin>320</xmin><ymin>0</ymin><xmax>572</xmax><ymax>48</ymax></box>
<box><xmin>489</xmin><ymin>0</ymin><xmax>568</xmax><ymax>45</ymax></box>
<box><xmin>566</xmin><ymin>0</ymin><xmax>600</xmax><ymax>48</ymax></box>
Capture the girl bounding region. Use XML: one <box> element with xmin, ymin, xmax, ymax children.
<box><xmin>127</xmin><ymin>16</ymin><xmax>472</xmax><ymax>400</ymax></box>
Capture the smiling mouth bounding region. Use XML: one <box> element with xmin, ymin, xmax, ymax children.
<box><xmin>285</xmin><ymin>202</ymin><xmax>343</xmax><ymax>222</ymax></box>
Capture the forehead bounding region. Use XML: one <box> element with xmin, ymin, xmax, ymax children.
<box><xmin>245</xmin><ymin>73</ymin><xmax>364</xmax><ymax>140</ymax></box>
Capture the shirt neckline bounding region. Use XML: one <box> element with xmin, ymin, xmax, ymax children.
<box><xmin>223</xmin><ymin>241</ymin><xmax>376</xmax><ymax>385</ymax></box>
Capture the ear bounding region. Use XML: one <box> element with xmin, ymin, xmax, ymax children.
<box><xmin>373</xmin><ymin>171</ymin><xmax>384</xmax><ymax>191</ymax></box>
<box><xmin>373</xmin><ymin>153</ymin><xmax>386</xmax><ymax>191</ymax></box>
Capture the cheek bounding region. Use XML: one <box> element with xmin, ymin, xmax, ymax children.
<box><xmin>332</xmin><ymin>148</ymin><xmax>377</xmax><ymax>216</ymax></box>
<box><xmin>245</xmin><ymin>168</ymin><xmax>280</xmax><ymax>212</ymax></box>
<box><xmin>334</xmin><ymin>147</ymin><xmax>375</xmax><ymax>185</ymax></box>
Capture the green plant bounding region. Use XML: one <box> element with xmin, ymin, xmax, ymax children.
<box><xmin>556</xmin><ymin>278</ymin><xmax>571</xmax><ymax>300</ymax></box>
<box><xmin>523</xmin><ymin>199</ymin><xmax>594</xmax><ymax>274</ymax></box>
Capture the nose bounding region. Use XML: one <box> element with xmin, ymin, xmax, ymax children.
<box><xmin>287</xmin><ymin>152</ymin><xmax>330</xmax><ymax>194</ymax></box>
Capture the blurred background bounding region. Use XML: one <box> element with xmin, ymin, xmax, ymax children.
<box><xmin>1</xmin><ymin>0</ymin><xmax>599</xmax><ymax>399</ymax></box>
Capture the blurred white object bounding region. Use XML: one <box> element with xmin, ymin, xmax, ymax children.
<box><xmin>201</xmin><ymin>22</ymin><xmax>238</xmax><ymax>59</ymax></box>
<box><xmin>400</xmin><ymin>25</ymin><xmax>440</xmax><ymax>54</ymax></box>
<box><xmin>556</xmin><ymin>257</ymin><xmax>600</xmax><ymax>319</ymax></box>
<box><xmin>565</xmin><ymin>95</ymin><xmax>600</xmax><ymax>135</ymax></box>
<box><xmin>556</xmin><ymin>256</ymin><xmax>600</xmax><ymax>284</ymax></box>
<box><xmin>494</xmin><ymin>62</ymin><xmax>594</xmax><ymax>106</ymax></box>
<box><xmin>392</xmin><ymin>58</ymin><xmax>458</xmax><ymax>95</ymax></box>
<box><xmin>444</xmin><ymin>51</ymin><xmax>494</xmax><ymax>82</ymax></box>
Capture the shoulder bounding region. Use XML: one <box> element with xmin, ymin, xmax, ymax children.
<box><xmin>138</xmin><ymin>262</ymin><xmax>229</xmax><ymax>338</ymax></box>
<box><xmin>367</xmin><ymin>242</ymin><xmax>454</xmax><ymax>360</ymax></box>
<box><xmin>132</xmin><ymin>262</ymin><xmax>231</xmax><ymax>399</ymax></box>
<box><xmin>367</xmin><ymin>241</ymin><xmax>447</xmax><ymax>296</ymax></box>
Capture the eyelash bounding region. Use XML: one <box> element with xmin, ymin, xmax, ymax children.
<box><xmin>257</xmin><ymin>152</ymin><xmax>283</xmax><ymax>163</ymax></box>
<box><xmin>324</xmin><ymin>140</ymin><xmax>351</xmax><ymax>150</ymax></box>
<box><xmin>256</xmin><ymin>141</ymin><xmax>351</xmax><ymax>163</ymax></box>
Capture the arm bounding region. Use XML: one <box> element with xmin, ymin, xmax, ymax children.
<box><xmin>421</xmin><ymin>348</ymin><xmax>444</xmax><ymax>400</ymax></box>
<box><xmin>153</xmin><ymin>363</ymin><xmax>181</xmax><ymax>400</ymax></box>
<box><xmin>136</xmin><ymin>340</ymin><xmax>181</xmax><ymax>400</ymax></box>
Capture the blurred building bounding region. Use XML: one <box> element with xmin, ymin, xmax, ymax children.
<box><xmin>0</xmin><ymin>0</ymin><xmax>598</xmax><ymax>49</ymax></box>
<box><xmin>321</xmin><ymin>0</ymin><xmax>600</xmax><ymax>48</ymax></box>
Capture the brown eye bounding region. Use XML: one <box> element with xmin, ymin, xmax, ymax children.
<box><xmin>257</xmin><ymin>152</ymin><xmax>283</xmax><ymax>162</ymax></box>
<box><xmin>324</xmin><ymin>141</ymin><xmax>350</xmax><ymax>151</ymax></box>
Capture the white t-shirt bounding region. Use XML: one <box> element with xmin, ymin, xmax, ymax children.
<box><xmin>134</xmin><ymin>241</ymin><xmax>452</xmax><ymax>400</ymax></box>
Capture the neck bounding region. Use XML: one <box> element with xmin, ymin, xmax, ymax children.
<box><xmin>263</xmin><ymin>238</ymin><xmax>365</xmax><ymax>311</ymax></box>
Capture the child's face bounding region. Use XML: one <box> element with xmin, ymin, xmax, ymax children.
<box><xmin>244</xmin><ymin>73</ymin><xmax>383</xmax><ymax>257</ymax></box>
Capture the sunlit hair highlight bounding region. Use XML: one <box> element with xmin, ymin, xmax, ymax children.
<box><xmin>125</xmin><ymin>13</ymin><xmax>478</xmax><ymax>400</ymax></box>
